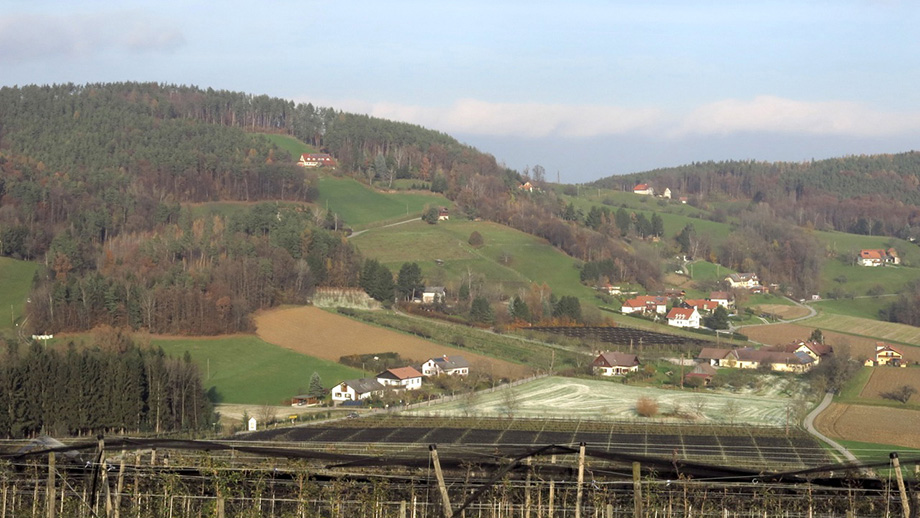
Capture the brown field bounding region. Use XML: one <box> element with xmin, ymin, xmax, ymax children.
<box><xmin>750</xmin><ymin>304</ymin><xmax>811</xmax><ymax>319</ymax></box>
<box><xmin>859</xmin><ymin>367</ymin><xmax>920</xmax><ymax>404</ymax></box>
<box><xmin>814</xmin><ymin>403</ymin><xmax>920</xmax><ymax>449</ymax></box>
<box><xmin>254</xmin><ymin>306</ymin><xmax>530</xmax><ymax>378</ymax></box>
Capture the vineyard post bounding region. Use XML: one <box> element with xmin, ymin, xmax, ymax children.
<box><xmin>46</xmin><ymin>452</ymin><xmax>55</xmax><ymax>518</ymax></box>
<box><xmin>429</xmin><ymin>445</ymin><xmax>452</xmax><ymax>518</ymax></box>
<box><xmin>549</xmin><ymin>455</ymin><xmax>556</xmax><ymax>518</ymax></box>
<box><xmin>632</xmin><ymin>462</ymin><xmax>642</xmax><ymax>518</ymax></box>
<box><xmin>524</xmin><ymin>457</ymin><xmax>532</xmax><ymax>518</ymax></box>
<box><xmin>891</xmin><ymin>453</ymin><xmax>910</xmax><ymax>518</ymax></box>
<box><xmin>575</xmin><ymin>443</ymin><xmax>585</xmax><ymax>518</ymax></box>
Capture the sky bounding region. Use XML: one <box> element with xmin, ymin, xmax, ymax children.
<box><xmin>2</xmin><ymin>0</ymin><xmax>919</xmax><ymax>183</ymax></box>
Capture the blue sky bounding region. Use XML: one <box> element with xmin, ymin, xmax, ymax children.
<box><xmin>2</xmin><ymin>0</ymin><xmax>919</xmax><ymax>183</ymax></box>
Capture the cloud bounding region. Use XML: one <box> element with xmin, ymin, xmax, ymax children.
<box><xmin>0</xmin><ymin>12</ymin><xmax>184</xmax><ymax>63</ymax></box>
<box><xmin>674</xmin><ymin>96</ymin><xmax>920</xmax><ymax>138</ymax></box>
<box><xmin>304</xmin><ymin>95</ymin><xmax>920</xmax><ymax>141</ymax></box>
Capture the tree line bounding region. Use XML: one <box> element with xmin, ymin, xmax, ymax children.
<box><xmin>0</xmin><ymin>333</ymin><xmax>213</xmax><ymax>439</ymax></box>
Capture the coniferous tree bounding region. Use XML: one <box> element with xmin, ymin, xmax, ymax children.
<box><xmin>308</xmin><ymin>372</ymin><xmax>324</xmax><ymax>399</ymax></box>
<box><xmin>396</xmin><ymin>262</ymin><xmax>424</xmax><ymax>301</ymax></box>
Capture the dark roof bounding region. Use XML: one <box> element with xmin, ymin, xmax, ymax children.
<box><xmin>339</xmin><ymin>378</ymin><xmax>385</xmax><ymax>394</ymax></box>
<box><xmin>593</xmin><ymin>352</ymin><xmax>640</xmax><ymax>368</ymax></box>
<box><xmin>431</xmin><ymin>355</ymin><xmax>469</xmax><ymax>370</ymax></box>
<box><xmin>697</xmin><ymin>348</ymin><xmax>731</xmax><ymax>360</ymax></box>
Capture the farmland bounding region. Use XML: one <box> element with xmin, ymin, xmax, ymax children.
<box><xmin>859</xmin><ymin>367</ymin><xmax>920</xmax><ymax>405</ymax></box>
<box><xmin>253</xmin><ymin>305</ymin><xmax>531</xmax><ymax>378</ymax></box>
<box><xmin>805</xmin><ymin>313</ymin><xmax>920</xmax><ymax>347</ymax></box>
<box><xmin>316</xmin><ymin>176</ymin><xmax>449</xmax><ymax>228</ymax></box>
<box><xmin>404</xmin><ymin>376</ymin><xmax>807</xmax><ymax>427</ymax></box>
<box><xmin>814</xmin><ymin>402</ymin><xmax>920</xmax><ymax>449</ymax></box>
<box><xmin>0</xmin><ymin>257</ymin><xmax>37</xmax><ymax>330</ymax></box>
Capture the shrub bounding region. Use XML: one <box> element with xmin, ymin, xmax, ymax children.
<box><xmin>468</xmin><ymin>231</ymin><xmax>484</xmax><ymax>247</ymax></box>
<box><xmin>636</xmin><ymin>396</ymin><xmax>659</xmax><ymax>417</ymax></box>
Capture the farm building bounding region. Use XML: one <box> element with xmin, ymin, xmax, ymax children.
<box><xmin>683</xmin><ymin>299</ymin><xmax>719</xmax><ymax>313</ymax></box>
<box><xmin>684</xmin><ymin>363</ymin><xmax>717</xmax><ymax>385</ymax></box>
<box><xmin>421</xmin><ymin>355</ymin><xmax>470</xmax><ymax>376</ymax></box>
<box><xmin>592</xmin><ymin>352</ymin><xmax>640</xmax><ymax>376</ymax></box>
<box><xmin>621</xmin><ymin>295</ymin><xmax>668</xmax><ymax>315</ymax></box>
<box><xmin>437</xmin><ymin>207</ymin><xmax>450</xmax><ymax>220</ymax></box>
<box><xmin>666</xmin><ymin>306</ymin><xmax>700</xmax><ymax>328</ymax></box>
<box><xmin>331</xmin><ymin>378</ymin><xmax>385</xmax><ymax>404</ymax></box>
<box><xmin>291</xmin><ymin>395</ymin><xmax>320</xmax><ymax>407</ymax></box>
<box><xmin>857</xmin><ymin>248</ymin><xmax>899</xmax><ymax>266</ymax></box>
<box><xmin>421</xmin><ymin>287</ymin><xmax>446</xmax><ymax>304</ymax></box>
<box><xmin>766</xmin><ymin>340</ymin><xmax>832</xmax><ymax>365</ymax></box>
<box><xmin>633</xmin><ymin>183</ymin><xmax>654</xmax><ymax>196</ymax></box>
<box><xmin>696</xmin><ymin>347</ymin><xmax>815</xmax><ymax>373</ymax></box>
<box><xmin>376</xmin><ymin>366</ymin><xmax>424</xmax><ymax>390</ymax></box>
<box><xmin>709</xmin><ymin>291</ymin><xmax>733</xmax><ymax>309</ymax></box>
<box><xmin>865</xmin><ymin>343</ymin><xmax>906</xmax><ymax>367</ymax></box>
<box><xmin>297</xmin><ymin>153</ymin><xmax>336</xmax><ymax>168</ymax></box>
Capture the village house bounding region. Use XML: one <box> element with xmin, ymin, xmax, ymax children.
<box><xmin>620</xmin><ymin>295</ymin><xmax>668</xmax><ymax>315</ymax></box>
<box><xmin>421</xmin><ymin>355</ymin><xmax>470</xmax><ymax>377</ymax></box>
<box><xmin>437</xmin><ymin>207</ymin><xmax>449</xmax><ymax>221</ymax></box>
<box><xmin>519</xmin><ymin>181</ymin><xmax>534</xmax><ymax>192</ymax></box>
<box><xmin>696</xmin><ymin>347</ymin><xmax>815</xmax><ymax>373</ymax></box>
<box><xmin>767</xmin><ymin>340</ymin><xmax>832</xmax><ymax>365</ymax></box>
<box><xmin>297</xmin><ymin>153</ymin><xmax>336</xmax><ymax>168</ymax></box>
<box><xmin>725</xmin><ymin>273</ymin><xmax>761</xmax><ymax>290</ymax></box>
<box><xmin>662</xmin><ymin>187</ymin><xmax>672</xmax><ymax>199</ymax></box>
<box><xmin>667</xmin><ymin>306</ymin><xmax>700</xmax><ymax>328</ymax></box>
<box><xmin>376</xmin><ymin>366</ymin><xmax>424</xmax><ymax>390</ymax></box>
<box><xmin>865</xmin><ymin>343</ymin><xmax>906</xmax><ymax>367</ymax></box>
<box><xmin>632</xmin><ymin>183</ymin><xmax>654</xmax><ymax>196</ymax></box>
<box><xmin>331</xmin><ymin>378</ymin><xmax>385</xmax><ymax>404</ymax></box>
<box><xmin>598</xmin><ymin>284</ymin><xmax>622</xmax><ymax>295</ymax></box>
<box><xmin>592</xmin><ymin>351</ymin><xmax>640</xmax><ymax>376</ymax></box>
<box><xmin>662</xmin><ymin>288</ymin><xmax>686</xmax><ymax>299</ymax></box>
<box><xmin>421</xmin><ymin>287</ymin><xmax>446</xmax><ymax>304</ymax></box>
<box><xmin>709</xmin><ymin>291</ymin><xmax>734</xmax><ymax>309</ymax></box>
<box><xmin>857</xmin><ymin>248</ymin><xmax>900</xmax><ymax>267</ymax></box>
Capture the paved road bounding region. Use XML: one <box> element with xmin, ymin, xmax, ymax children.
<box><xmin>803</xmin><ymin>391</ymin><xmax>860</xmax><ymax>465</ymax></box>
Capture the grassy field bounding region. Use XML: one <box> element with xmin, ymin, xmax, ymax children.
<box><xmin>258</xmin><ymin>134</ymin><xmax>316</xmax><ymax>160</ymax></box>
<box><xmin>806</xmin><ymin>313</ymin><xmax>920</xmax><ymax>346</ymax></box>
<box><xmin>351</xmin><ymin>219</ymin><xmax>598</xmax><ymax>303</ymax></box>
<box><xmin>152</xmin><ymin>335</ymin><xmax>364</xmax><ymax>405</ymax></box>
<box><xmin>406</xmin><ymin>375</ymin><xmax>806</xmax><ymax>427</ymax></box>
<box><xmin>316</xmin><ymin>176</ymin><xmax>449</xmax><ymax>228</ymax></box>
<box><xmin>820</xmin><ymin>260</ymin><xmax>920</xmax><ymax>298</ymax></box>
<box><xmin>815</xmin><ymin>230</ymin><xmax>920</xmax><ymax>267</ymax></box>
<box><xmin>810</xmin><ymin>296</ymin><xmax>894</xmax><ymax>320</ymax></box>
<box><xmin>0</xmin><ymin>257</ymin><xmax>38</xmax><ymax>330</ymax></box>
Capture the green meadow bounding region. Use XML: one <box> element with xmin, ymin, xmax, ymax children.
<box><xmin>0</xmin><ymin>257</ymin><xmax>38</xmax><ymax>330</ymax></box>
<box><xmin>317</xmin><ymin>176</ymin><xmax>449</xmax><ymax>228</ymax></box>
<box><xmin>152</xmin><ymin>335</ymin><xmax>364</xmax><ymax>405</ymax></box>
<box><xmin>352</xmin><ymin>219</ymin><xmax>597</xmax><ymax>302</ymax></box>
<box><xmin>259</xmin><ymin>133</ymin><xmax>317</xmax><ymax>159</ymax></box>
<box><xmin>811</xmin><ymin>297</ymin><xmax>894</xmax><ymax>320</ymax></box>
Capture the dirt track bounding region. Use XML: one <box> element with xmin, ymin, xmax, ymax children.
<box><xmin>254</xmin><ymin>306</ymin><xmax>529</xmax><ymax>378</ymax></box>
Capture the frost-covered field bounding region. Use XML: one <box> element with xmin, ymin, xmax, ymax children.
<box><xmin>408</xmin><ymin>375</ymin><xmax>807</xmax><ymax>427</ymax></box>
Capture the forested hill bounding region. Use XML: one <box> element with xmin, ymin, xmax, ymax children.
<box><xmin>591</xmin><ymin>154</ymin><xmax>920</xmax><ymax>238</ymax></box>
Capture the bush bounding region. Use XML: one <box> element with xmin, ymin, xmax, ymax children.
<box><xmin>468</xmin><ymin>231</ymin><xmax>484</xmax><ymax>247</ymax></box>
<box><xmin>636</xmin><ymin>396</ymin><xmax>659</xmax><ymax>417</ymax></box>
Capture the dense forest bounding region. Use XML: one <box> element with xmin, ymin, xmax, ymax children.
<box><xmin>0</xmin><ymin>332</ymin><xmax>212</xmax><ymax>438</ymax></box>
<box><xmin>593</xmin><ymin>155</ymin><xmax>920</xmax><ymax>240</ymax></box>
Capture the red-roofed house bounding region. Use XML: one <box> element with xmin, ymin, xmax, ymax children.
<box><xmin>592</xmin><ymin>352</ymin><xmax>640</xmax><ymax>376</ymax></box>
<box><xmin>709</xmin><ymin>291</ymin><xmax>734</xmax><ymax>309</ymax></box>
<box><xmin>865</xmin><ymin>343</ymin><xmax>906</xmax><ymax>367</ymax></box>
<box><xmin>667</xmin><ymin>307</ymin><xmax>700</xmax><ymax>328</ymax></box>
<box><xmin>376</xmin><ymin>366</ymin><xmax>424</xmax><ymax>390</ymax></box>
<box><xmin>298</xmin><ymin>153</ymin><xmax>336</xmax><ymax>168</ymax></box>
<box><xmin>683</xmin><ymin>299</ymin><xmax>719</xmax><ymax>313</ymax></box>
<box><xmin>857</xmin><ymin>248</ymin><xmax>899</xmax><ymax>267</ymax></box>
<box><xmin>633</xmin><ymin>183</ymin><xmax>654</xmax><ymax>196</ymax></box>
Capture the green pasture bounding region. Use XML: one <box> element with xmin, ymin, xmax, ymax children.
<box><xmin>685</xmin><ymin>260</ymin><xmax>733</xmax><ymax>286</ymax></box>
<box><xmin>836</xmin><ymin>439</ymin><xmax>920</xmax><ymax>473</ymax></box>
<box><xmin>258</xmin><ymin>134</ymin><xmax>317</xmax><ymax>160</ymax></box>
<box><xmin>317</xmin><ymin>176</ymin><xmax>449</xmax><ymax>228</ymax></box>
<box><xmin>820</xmin><ymin>260</ymin><xmax>920</xmax><ymax>298</ymax></box>
<box><xmin>0</xmin><ymin>257</ymin><xmax>38</xmax><ymax>330</ymax></box>
<box><xmin>152</xmin><ymin>335</ymin><xmax>363</xmax><ymax>405</ymax></box>
<box><xmin>352</xmin><ymin>219</ymin><xmax>596</xmax><ymax>302</ymax></box>
<box><xmin>811</xmin><ymin>297</ymin><xmax>894</xmax><ymax>320</ymax></box>
<box><xmin>816</xmin><ymin>230</ymin><xmax>920</xmax><ymax>267</ymax></box>
<box><xmin>806</xmin><ymin>313</ymin><xmax>920</xmax><ymax>346</ymax></box>
<box><xmin>835</xmin><ymin>367</ymin><xmax>874</xmax><ymax>403</ymax></box>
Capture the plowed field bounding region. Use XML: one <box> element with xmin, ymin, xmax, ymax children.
<box><xmin>860</xmin><ymin>368</ymin><xmax>920</xmax><ymax>404</ymax></box>
<box><xmin>814</xmin><ymin>403</ymin><xmax>920</xmax><ymax>449</ymax></box>
<box><xmin>254</xmin><ymin>306</ymin><xmax>530</xmax><ymax>378</ymax></box>
<box><xmin>751</xmin><ymin>304</ymin><xmax>811</xmax><ymax>319</ymax></box>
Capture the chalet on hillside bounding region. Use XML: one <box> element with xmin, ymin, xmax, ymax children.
<box><xmin>592</xmin><ymin>352</ymin><xmax>640</xmax><ymax>376</ymax></box>
<box><xmin>766</xmin><ymin>340</ymin><xmax>832</xmax><ymax>365</ymax></box>
<box><xmin>621</xmin><ymin>295</ymin><xmax>667</xmax><ymax>315</ymax></box>
<box><xmin>683</xmin><ymin>299</ymin><xmax>719</xmax><ymax>313</ymax></box>
<box><xmin>865</xmin><ymin>343</ymin><xmax>906</xmax><ymax>367</ymax></box>
<box><xmin>437</xmin><ymin>207</ymin><xmax>450</xmax><ymax>220</ymax></box>
<box><xmin>421</xmin><ymin>287</ymin><xmax>445</xmax><ymax>304</ymax></box>
<box><xmin>298</xmin><ymin>153</ymin><xmax>336</xmax><ymax>168</ymax></box>
<box><xmin>857</xmin><ymin>248</ymin><xmax>899</xmax><ymax>267</ymax></box>
<box><xmin>725</xmin><ymin>273</ymin><xmax>761</xmax><ymax>290</ymax></box>
<box><xmin>709</xmin><ymin>291</ymin><xmax>734</xmax><ymax>309</ymax></box>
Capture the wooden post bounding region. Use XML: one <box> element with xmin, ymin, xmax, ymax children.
<box><xmin>399</xmin><ymin>501</ymin><xmax>407</xmax><ymax>518</ymax></box>
<box><xmin>524</xmin><ymin>457</ymin><xmax>532</xmax><ymax>518</ymax></box>
<box><xmin>113</xmin><ymin>453</ymin><xmax>126</xmax><ymax>518</ymax></box>
<box><xmin>632</xmin><ymin>462</ymin><xmax>643</xmax><ymax>518</ymax></box>
<box><xmin>575</xmin><ymin>443</ymin><xmax>586</xmax><ymax>518</ymax></box>
<box><xmin>429</xmin><ymin>445</ymin><xmax>453</xmax><ymax>518</ymax></box>
<box><xmin>548</xmin><ymin>454</ymin><xmax>556</xmax><ymax>518</ymax></box>
<box><xmin>891</xmin><ymin>453</ymin><xmax>910</xmax><ymax>518</ymax></box>
<box><xmin>46</xmin><ymin>452</ymin><xmax>55</xmax><ymax>518</ymax></box>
